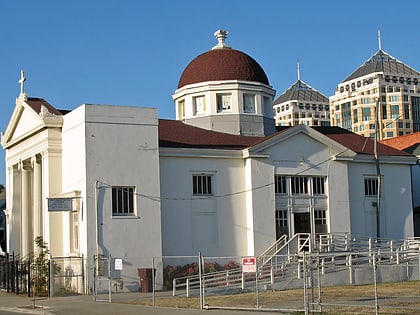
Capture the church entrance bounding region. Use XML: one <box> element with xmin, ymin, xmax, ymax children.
<box><xmin>294</xmin><ymin>213</ymin><xmax>310</xmax><ymax>234</ymax></box>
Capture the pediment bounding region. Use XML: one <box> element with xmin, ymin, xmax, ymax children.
<box><xmin>1</xmin><ymin>96</ymin><xmax>63</xmax><ymax>149</ymax></box>
<box><xmin>244</xmin><ymin>125</ymin><xmax>356</xmax><ymax>159</ymax></box>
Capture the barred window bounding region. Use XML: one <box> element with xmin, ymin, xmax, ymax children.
<box><xmin>312</xmin><ymin>177</ymin><xmax>325</xmax><ymax>195</ymax></box>
<box><xmin>112</xmin><ymin>186</ymin><xmax>135</xmax><ymax>216</ymax></box>
<box><xmin>275</xmin><ymin>209</ymin><xmax>288</xmax><ymax>238</ymax></box>
<box><xmin>275</xmin><ymin>175</ymin><xmax>287</xmax><ymax>194</ymax></box>
<box><xmin>193</xmin><ymin>174</ymin><xmax>213</xmax><ymax>195</ymax></box>
<box><xmin>291</xmin><ymin>176</ymin><xmax>308</xmax><ymax>194</ymax></box>
<box><xmin>315</xmin><ymin>210</ymin><xmax>328</xmax><ymax>234</ymax></box>
<box><xmin>364</xmin><ymin>178</ymin><xmax>378</xmax><ymax>196</ymax></box>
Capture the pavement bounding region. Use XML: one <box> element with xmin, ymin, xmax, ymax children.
<box><xmin>0</xmin><ymin>290</ymin><xmax>280</xmax><ymax>315</ymax></box>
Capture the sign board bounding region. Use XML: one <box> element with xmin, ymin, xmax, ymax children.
<box><xmin>48</xmin><ymin>198</ymin><xmax>73</xmax><ymax>212</ymax></box>
<box><xmin>242</xmin><ymin>257</ymin><xmax>256</xmax><ymax>273</ymax></box>
<box><xmin>115</xmin><ymin>258</ymin><xmax>123</xmax><ymax>271</ymax></box>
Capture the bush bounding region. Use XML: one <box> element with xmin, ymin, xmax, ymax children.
<box><xmin>163</xmin><ymin>260</ymin><xmax>240</xmax><ymax>290</ymax></box>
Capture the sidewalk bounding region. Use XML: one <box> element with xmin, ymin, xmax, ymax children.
<box><xmin>0</xmin><ymin>291</ymin><xmax>279</xmax><ymax>314</ymax></box>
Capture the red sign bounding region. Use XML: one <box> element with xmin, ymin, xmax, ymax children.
<box><xmin>242</xmin><ymin>257</ymin><xmax>256</xmax><ymax>273</ymax></box>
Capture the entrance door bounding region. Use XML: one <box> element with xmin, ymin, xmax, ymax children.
<box><xmin>294</xmin><ymin>213</ymin><xmax>310</xmax><ymax>234</ymax></box>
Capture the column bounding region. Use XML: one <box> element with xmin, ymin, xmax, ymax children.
<box><xmin>32</xmin><ymin>155</ymin><xmax>43</xmax><ymax>250</ymax></box>
<box><xmin>19</xmin><ymin>160</ymin><xmax>31</xmax><ymax>258</ymax></box>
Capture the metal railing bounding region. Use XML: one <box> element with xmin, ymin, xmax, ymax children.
<box><xmin>172</xmin><ymin>234</ymin><xmax>419</xmax><ymax>297</ymax></box>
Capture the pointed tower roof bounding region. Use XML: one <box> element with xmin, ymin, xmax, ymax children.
<box><xmin>273</xmin><ymin>80</ymin><xmax>328</xmax><ymax>105</ymax></box>
<box><xmin>343</xmin><ymin>49</ymin><xmax>420</xmax><ymax>83</ymax></box>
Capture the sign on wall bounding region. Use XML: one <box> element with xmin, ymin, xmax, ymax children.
<box><xmin>48</xmin><ymin>198</ymin><xmax>73</xmax><ymax>212</ymax></box>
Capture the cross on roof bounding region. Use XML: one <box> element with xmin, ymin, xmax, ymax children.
<box><xmin>19</xmin><ymin>69</ymin><xmax>26</xmax><ymax>95</ymax></box>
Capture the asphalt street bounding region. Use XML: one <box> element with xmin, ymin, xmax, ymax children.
<box><xmin>0</xmin><ymin>291</ymin><xmax>281</xmax><ymax>315</ymax></box>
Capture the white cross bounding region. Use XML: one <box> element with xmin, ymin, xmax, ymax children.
<box><xmin>19</xmin><ymin>69</ymin><xmax>26</xmax><ymax>95</ymax></box>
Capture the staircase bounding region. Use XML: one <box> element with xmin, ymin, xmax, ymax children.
<box><xmin>172</xmin><ymin>233</ymin><xmax>420</xmax><ymax>297</ymax></box>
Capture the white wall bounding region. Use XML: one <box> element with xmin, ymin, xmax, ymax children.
<box><xmin>347</xmin><ymin>162</ymin><xmax>414</xmax><ymax>239</ymax></box>
<box><xmin>160</xmin><ymin>154</ymin><xmax>250</xmax><ymax>258</ymax></box>
<box><xmin>62</xmin><ymin>104</ymin><xmax>163</xmax><ymax>291</ymax></box>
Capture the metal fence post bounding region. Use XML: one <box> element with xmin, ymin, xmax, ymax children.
<box><xmin>373</xmin><ymin>252</ymin><xmax>379</xmax><ymax>315</ymax></box>
<box><xmin>303</xmin><ymin>253</ymin><xmax>308</xmax><ymax>315</ymax></box>
<box><xmin>27</xmin><ymin>260</ymin><xmax>31</xmax><ymax>297</ymax></box>
<box><xmin>152</xmin><ymin>256</ymin><xmax>155</xmax><ymax>307</ymax></box>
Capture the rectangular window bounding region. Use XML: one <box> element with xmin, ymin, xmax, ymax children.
<box><xmin>178</xmin><ymin>100</ymin><xmax>185</xmax><ymax>119</ymax></box>
<box><xmin>70</xmin><ymin>211</ymin><xmax>79</xmax><ymax>252</ymax></box>
<box><xmin>404</xmin><ymin>103</ymin><xmax>410</xmax><ymax>119</ymax></box>
<box><xmin>194</xmin><ymin>95</ymin><xmax>206</xmax><ymax>115</ymax></box>
<box><xmin>362</xmin><ymin>97</ymin><xmax>370</xmax><ymax>104</ymax></box>
<box><xmin>353</xmin><ymin>109</ymin><xmax>358</xmax><ymax>123</ymax></box>
<box><xmin>362</xmin><ymin>107</ymin><xmax>371</xmax><ymax>121</ymax></box>
<box><xmin>217</xmin><ymin>93</ymin><xmax>232</xmax><ymax>112</ymax></box>
<box><xmin>315</xmin><ymin>210</ymin><xmax>328</xmax><ymax>234</ymax></box>
<box><xmin>312</xmin><ymin>177</ymin><xmax>325</xmax><ymax>195</ymax></box>
<box><xmin>364</xmin><ymin>178</ymin><xmax>378</xmax><ymax>196</ymax></box>
<box><xmin>243</xmin><ymin>94</ymin><xmax>255</xmax><ymax>113</ymax></box>
<box><xmin>291</xmin><ymin>176</ymin><xmax>308</xmax><ymax>195</ymax></box>
<box><xmin>382</xmin><ymin>105</ymin><xmax>387</xmax><ymax>119</ymax></box>
<box><xmin>112</xmin><ymin>186</ymin><xmax>135</xmax><ymax>216</ymax></box>
<box><xmin>193</xmin><ymin>174</ymin><xmax>213</xmax><ymax>195</ymax></box>
<box><xmin>391</xmin><ymin>105</ymin><xmax>400</xmax><ymax>119</ymax></box>
<box><xmin>275</xmin><ymin>209</ymin><xmax>288</xmax><ymax>239</ymax></box>
<box><xmin>275</xmin><ymin>175</ymin><xmax>287</xmax><ymax>194</ymax></box>
<box><xmin>390</xmin><ymin>95</ymin><xmax>399</xmax><ymax>102</ymax></box>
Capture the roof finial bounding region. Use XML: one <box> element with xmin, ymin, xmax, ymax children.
<box><xmin>19</xmin><ymin>69</ymin><xmax>26</xmax><ymax>95</ymax></box>
<box><xmin>297</xmin><ymin>60</ymin><xmax>301</xmax><ymax>81</ymax></box>
<box><xmin>378</xmin><ymin>29</ymin><xmax>382</xmax><ymax>51</ymax></box>
<box><xmin>212</xmin><ymin>30</ymin><xmax>231</xmax><ymax>50</ymax></box>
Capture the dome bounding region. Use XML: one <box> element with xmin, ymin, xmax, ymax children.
<box><xmin>177</xmin><ymin>30</ymin><xmax>269</xmax><ymax>89</ymax></box>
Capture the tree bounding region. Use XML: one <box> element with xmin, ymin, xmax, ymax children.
<box><xmin>0</xmin><ymin>184</ymin><xmax>4</xmax><ymax>194</ymax></box>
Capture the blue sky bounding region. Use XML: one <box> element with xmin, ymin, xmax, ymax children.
<box><xmin>1</xmin><ymin>0</ymin><xmax>420</xmax><ymax>185</ymax></box>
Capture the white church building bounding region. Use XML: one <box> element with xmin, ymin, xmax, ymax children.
<box><xmin>1</xmin><ymin>30</ymin><xmax>416</xmax><ymax>292</ymax></box>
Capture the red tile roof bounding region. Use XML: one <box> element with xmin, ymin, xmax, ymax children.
<box><xmin>326</xmin><ymin>132</ymin><xmax>411</xmax><ymax>156</ymax></box>
<box><xmin>158</xmin><ymin>119</ymin><xmax>264</xmax><ymax>149</ymax></box>
<box><xmin>159</xmin><ymin>120</ymin><xmax>411</xmax><ymax>157</ymax></box>
<box><xmin>380</xmin><ymin>132</ymin><xmax>420</xmax><ymax>151</ymax></box>
<box><xmin>26</xmin><ymin>97</ymin><xmax>67</xmax><ymax>115</ymax></box>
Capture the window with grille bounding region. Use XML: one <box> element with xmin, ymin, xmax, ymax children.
<box><xmin>315</xmin><ymin>210</ymin><xmax>328</xmax><ymax>234</ymax></box>
<box><xmin>312</xmin><ymin>177</ymin><xmax>326</xmax><ymax>195</ymax></box>
<box><xmin>275</xmin><ymin>175</ymin><xmax>287</xmax><ymax>194</ymax></box>
<box><xmin>275</xmin><ymin>209</ymin><xmax>288</xmax><ymax>238</ymax></box>
<box><xmin>291</xmin><ymin>176</ymin><xmax>308</xmax><ymax>194</ymax></box>
<box><xmin>112</xmin><ymin>186</ymin><xmax>135</xmax><ymax>216</ymax></box>
<box><xmin>364</xmin><ymin>178</ymin><xmax>378</xmax><ymax>196</ymax></box>
<box><xmin>193</xmin><ymin>174</ymin><xmax>213</xmax><ymax>196</ymax></box>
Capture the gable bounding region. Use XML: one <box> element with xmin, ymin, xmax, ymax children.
<box><xmin>2</xmin><ymin>97</ymin><xmax>63</xmax><ymax>149</ymax></box>
<box><xmin>245</xmin><ymin>125</ymin><xmax>355</xmax><ymax>159</ymax></box>
<box><xmin>2</xmin><ymin>100</ymin><xmax>43</xmax><ymax>148</ymax></box>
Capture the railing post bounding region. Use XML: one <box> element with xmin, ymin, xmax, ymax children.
<box><xmin>297</xmin><ymin>260</ymin><xmax>301</xmax><ymax>279</ymax></box>
<box><xmin>271</xmin><ymin>267</ymin><xmax>274</xmax><ymax>284</ymax></box>
<box><xmin>186</xmin><ymin>278</ymin><xmax>190</xmax><ymax>297</ymax></box>
<box><xmin>348</xmin><ymin>254</ymin><xmax>353</xmax><ymax>285</ymax></box>
<box><xmin>226</xmin><ymin>270</ymin><xmax>229</xmax><ymax>287</ymax></box>
<box><xmin>172</xmin><ymin>279</ymin><xmax>176</xmax><ymax>296</ymax></box>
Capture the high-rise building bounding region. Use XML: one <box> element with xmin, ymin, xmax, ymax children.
<box><xmin>330</xmin><ymin>33</ymin><xmax>420</xmax><ymax>139</ymax></box>
<box><xmin>273</xmin><ymin>64</ymin><xmax>330</xmax><ymax>127</ymax></box>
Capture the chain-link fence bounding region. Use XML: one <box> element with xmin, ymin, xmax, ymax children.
<box><xmin>50</xmin><ymin>256</ymin><xmax>85</xmax><ymax>297</ymax></box>
<box><xmin>91</xmin><ymin>248</ymin><xmax>419</xmax><ymax>315</ymax></box>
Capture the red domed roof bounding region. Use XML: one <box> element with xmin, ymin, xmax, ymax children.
<box><xmin>177</xmin><ymin>48</ymin><xmax>269</xmax><ymax>89</ymax></box>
